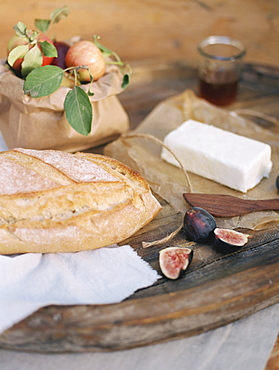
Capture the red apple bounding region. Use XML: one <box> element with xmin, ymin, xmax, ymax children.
<box><xmin>37</xmin><ymin>34</ymin><xmax>55</xmax><ymax>66</ymax></box>
<box><xmin>65</xmin><ymin>40</ymin><xmax>106</xmax><ymax>82</ymax></box>
<box><xmin>51</xmin><ymin>41</ymin><xmax>70</xmax><ymax>69</ymax></box>
<box><xmin>7</xmin><ymin>33</ymin><xmax>55</xmax><ymax>72</ymax></box>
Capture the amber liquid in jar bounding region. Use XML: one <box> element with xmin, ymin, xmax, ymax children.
<box><xmin>199</xmin><ymin>70</ymin><xmax>238</xmax><ymax>106</ymax></box>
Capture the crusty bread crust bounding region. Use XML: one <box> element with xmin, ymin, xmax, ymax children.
<box><xmin>0</xmin><ymin>148</ymin><xmax>162</xmax><ymax>254</ymax></box>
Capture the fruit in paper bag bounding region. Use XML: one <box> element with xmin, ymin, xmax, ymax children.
<box><xmin>5</xmin><ymin>6</ymin><xmax>130</xmax><ymax>137</ymax></box>
<box><xmin>7</xmin><ymin>33</ymin><xmax>55</xmax><ymax>75</ymax></box>
<box><xmin>51</xmin><ymin>41</ymin><xmax>70</xmax><ymax>69</ymax></box>
<box><xmin>65</xmin><ymin>40</ymin><xmax>106</xmax><ymax>82</ymax></box>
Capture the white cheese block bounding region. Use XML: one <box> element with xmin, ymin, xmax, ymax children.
<box><xmin>161</xmin><ymin>119</ymin><xmax>272</xmax><ymax>192</ymax></box>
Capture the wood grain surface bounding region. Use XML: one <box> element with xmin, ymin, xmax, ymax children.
<box><xmin>183</xmin><ymin>193</ymin><xmax>279</xmax><ymax>217</ymax></box>
<box><xmin>0</xmin><ymin>60</ymin><xmax>278</xmax><ymax>356</ymax></box>
<box><xmin>0</xmin><ymin>0</ymin><xmax>279</xmax><ymax>68</ymax></box>
<box><xmin>266</xmin><ymin>336</ymin><xmax>279</xmax><ymax>370</ymax></box>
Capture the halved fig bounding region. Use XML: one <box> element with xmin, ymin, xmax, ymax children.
<box><xmin>184</xmin><ymin>207</ymin><xmax>216</xmax><ymax>243</ymax></box>
<box><xmin>214</xmin><ymin>228</ymin><xmax>249</xmax><ymax>248</ymax></box>
<box><xmin>159</xmin><ymin>246</ymin><xmax>193</xmax><ymax>280</ymax></box>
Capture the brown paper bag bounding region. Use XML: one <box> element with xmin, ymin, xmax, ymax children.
<box><xmin>0</xmin><ymin>59</ymin><xmax>129</xmax><ymax>152</ymax></box>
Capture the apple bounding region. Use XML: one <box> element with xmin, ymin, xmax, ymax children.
<box><xmin>36</xmin><ymin>34</ymin><xmax>55</xmax><ymax>66</ymax></box>
<box><xmin>7</xmin><ymin>35</ymin><xmax>30</xmax><ymax>71</ymax></box>
<box><xmin>7</xmin><ymin>35</ymin><xmax>29</xmax><ymax>52</ymax></box>
<box><xmin>65</xmin><ymin>40</ymin><xmax>106</xmax><ymax>82</ymax></box>
<box><xmin>60</xmin><ymin>73</ymin><xmax>80</xmax><ymax>88</ymax></box>
<box><xmin>51</xmin><ymin>41</ymin><xmax>70</xmax><ymax>69</ymax></box>
<box><xmin>7</xmin><ymin>33</ymin><xmax>55</xmax><ymax>73</ymax></box>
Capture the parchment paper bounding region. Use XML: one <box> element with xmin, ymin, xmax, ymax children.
<box><xmin>105</xmin><ymin>90</ymin><xmax>279</xmax><ymax>230</ymax></box>
<box><xmin>0</xmin><ymin>58</ymin><xmax>129</xmax><ymax>152</ymax></box>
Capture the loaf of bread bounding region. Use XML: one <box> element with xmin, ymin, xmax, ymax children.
<box><xmin>0</xmin><ymin>148</ymin><xmax>162</xmax><ymax>254</ymax></box>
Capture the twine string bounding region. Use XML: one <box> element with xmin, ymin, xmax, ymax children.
<box><xmin>121</xmin><ymin>132</ymin><xmax>192</xmax><ymax>248</ymax></box>
<box><xmin>142</xmin><ymin>223</ymin><xmax>184</xmax><ymax>249</ymax></box>
<box><xmin>122</xmin><ymin>132</ymin><xmax>193</xmax><ymax>193</ymax></box>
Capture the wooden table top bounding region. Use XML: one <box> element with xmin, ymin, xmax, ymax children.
<box><xmin>0</xmin><ymin>61</ymin><xmax>278</xmax><ymax>366</ymax></box>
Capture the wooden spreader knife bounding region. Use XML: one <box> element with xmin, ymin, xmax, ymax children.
<box><xmin>183</xmin><ymin>193</ymin><xmax>279</xmax><ymax>217</ymax></box>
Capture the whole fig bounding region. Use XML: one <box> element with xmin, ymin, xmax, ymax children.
<box><xmin>159</xmin><ymin>246</ymin><xmax>193</xmax><ymax>280</ymax></box>
<box><xmin>184</xmin><ymin>207</ymin><xmax>216</xmax><ymax>243</ymax></box>
<box><xmin>276</xmin><ymin>175</ymin><xmax>279</xmax><ymax>191</ymax></box>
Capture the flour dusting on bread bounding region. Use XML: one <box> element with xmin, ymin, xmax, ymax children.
<box><xmin>16</xmin><ymin>148</ymin><xmax>118</xmax><ymax>183</ymax></box>
<box><xmin>0</xmin><ymin>149</ymin><xmax>162</xmax><ymax>254</ymax></box>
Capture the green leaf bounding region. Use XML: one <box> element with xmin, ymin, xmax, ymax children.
<box><xmin>23</xmin><ymin>65</ymin><xmax>64</xmax><ymax>97</ymax></box>
<box><xmin>39</xmin><ymin>40</ymin><xmax>58</xmax><ymax>57</ymax></box>
<box><xmin>64</xmin><ymin>86</ymin><xmax>93</xmax><ymax>136</ymax></box>
<box><xmin>121</xmin><ymin>74</ymin><xmax>130</xmax><ymax>89</ymax></box>
<box><xmin>35</xmin><ymin>19</ymin><xmax>51</xmax><ymax>33</ymax></box>
<box><xmin>13</xmin><ymin>22</ymin><xmax>27</xmax><ymax>37</ymax></box>
<box><xmin>7</xmin><ymin>44</ymin><xmax>29</xmax><ymax>67</ymax></box>
<box><xmin>50</xmin><ymin>6</ymin><xmax>69</xmax><ymax>24</ymax></box>
<box><xmin>93</xmin><ymin>35</ymin><xmax>113</xmax><ymax>56</ymax></box>
<box><xmin>28</xmin><ymin>30</ymin><xmax>39</xmax><ymax>42</ymax></box>
<box><xmin>21</xmin><ymin>45</ymin><xmax>43</xmax><ymax>77</ymax></box>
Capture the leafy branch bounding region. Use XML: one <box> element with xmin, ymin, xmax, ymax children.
<box><xmin>7</xmin><ymin>6</ymin><xmax>69</xmax><ymax>78</ymax></box>
<box><xmin>34</xmin><ymin>6</ymin><xmax>69</xmax><ymax>33</ymax></box>
<box><xmin>23</xmin><ymin>65</ymin><xmax>93</xmax><ymax>136</ymax></box>
<box><xmin>93</xmin><ymin>35</ymin><xmax>131</xmax><ymax>89</ymax></box>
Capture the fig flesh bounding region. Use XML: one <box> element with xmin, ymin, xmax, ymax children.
<box><xmin>159</xmin><ymin>247</ymin><xmax>193</xmax><ymax>280</ymax></box>
<box><xmin>184</xmin><ymin>207</ymin><xmax>216</xmax><ymax>243</ymax></box>
<box><xmin>214</xmin><ymin>228</ymin><xmax>249</xmax><ymax>248</ymax></box>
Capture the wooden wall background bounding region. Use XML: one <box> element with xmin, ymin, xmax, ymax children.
<box><xmin>0</xmin><ymin>0</ymin><xmax>278</xmax><ymax>68</ymax></box>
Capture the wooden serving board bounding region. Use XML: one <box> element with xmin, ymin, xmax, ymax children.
<box><xmin>1</xmin><ymin>61</ymin><xmax>279</xmax><ymax>353</ymax></box>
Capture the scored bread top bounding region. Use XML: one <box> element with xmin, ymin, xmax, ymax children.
<box><xmin>0</xmin><ymin>148</ymin><xmax>161</xmax><ymax>254</ymax></box>
<box><xmin>1</xmin><ymin>148</ymin><xmax>118</xmax><ymax>195</ymax></box>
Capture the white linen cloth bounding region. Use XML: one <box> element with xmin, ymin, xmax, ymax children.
<box><xmin>0</xmin><ymin>246</ymin><xmax>160</xmax><ymax>334</ymax></box>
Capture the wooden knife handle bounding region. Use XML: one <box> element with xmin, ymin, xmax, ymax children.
<box><xmin>183</xmin><ymin>193</ymin><xmax>279</xmax><ymax>217</ymax></box>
